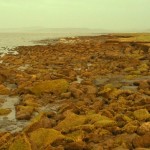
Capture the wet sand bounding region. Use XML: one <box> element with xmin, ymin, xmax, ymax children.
<box><xmin>0</xmin><ymin>34</ymin><xmax>150</xmax><ymax>149</ymax></box>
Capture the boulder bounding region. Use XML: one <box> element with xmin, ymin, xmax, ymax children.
<box><xmin>64</xmin><ymin>141</ymin><xmax>87</xmax><ymax>150</ymax></box>
<box><xmin>138</xmin><ymin>122</ymin><xmax>150</xmax><ymax>135</ymax></box>
<box><xmin>16</xmin><ymin>105</ymin><xmax>35</xmax><ymax>120</ymax></box>
<box><xmin>0</xmin><ymin>74</ymin><xmax>6</xmax><ymax>83</ymax></box>
<box><xmin>29</xmin><ymin>79</ymin><xmax>69</xmax><ymax>96</ymax></box>
<box><xmin>84</xmin><ymin>85</ymin><xmax>97</xmax><ymax>94</ymax></box>
<box><xmin>29</xmin><ymin>128</ymin><xmax>64</xmax><ymax>150</ymax></box>
<box><xmin>122</xmin><ymin>122</ymin><xmax>138</xmax><ymax>134</ymax></box>
<box><xmin>88</xmin><ymin>114</ymin><xmax>116</xmax><ymax>128</ymax></box>
<box><xmin>0</xmin><ymin>132</ymin><xmax>12</xmax><ymax>149</ymax></box>
<box><xmin>55</xmin><ymin>111</ymin><xmax>86</xmax><ymax>132</ymax></box>
<box><xmin>133</xmin><ymin>133</ymin><xmax>150</xmax><ymax>148</ymax></box>
<box><xmin>0</xmin><ymin>84</ymin><xmax>10</xmax><ymax>95</ymax></box>
<box><xmin>24</xmin><ymin>113</ymin><xmax>53</xmax><ymax>133</ymax></box>
<box><xmin>133</xmin><ymin>109</ymin><xmax>150</xmax><ymax>121</ymax></box>
<box><xmin>9</xmin><ymin>134</ymin><xmax>32</xmax><ymax>150</ymax></box>
<box><xmin>61</xmin><ymin>92</ymin><xmax>71</xmax><ymax>98</ymax></box>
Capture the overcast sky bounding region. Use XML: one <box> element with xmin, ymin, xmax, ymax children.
<box><xmin>0</xmin><ymin>0</ymin><xmax>150</xmax><ymax>31</ymax></box>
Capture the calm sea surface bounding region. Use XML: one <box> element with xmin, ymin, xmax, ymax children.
<box><xmin>0</xmin><ymin>32</ymin><xmax>96</xmax><ymax>55</ymax></box>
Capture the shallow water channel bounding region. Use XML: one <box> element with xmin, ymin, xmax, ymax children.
<box><xmin>0</xmin><ymin>95</ymin><xmax>30</xmax><ymax>133</ymax></box>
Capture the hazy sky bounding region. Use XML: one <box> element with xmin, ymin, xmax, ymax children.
<box><xmin>0</xmin><ymin>0</ymin><xmax>150</xmax><ymax>31</ymax></box>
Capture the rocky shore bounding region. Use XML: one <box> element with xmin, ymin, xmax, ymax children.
<box><xmin>0</xmin><ymin>34</ymin><xmax>150</xmax><ymax>150</ymax></box>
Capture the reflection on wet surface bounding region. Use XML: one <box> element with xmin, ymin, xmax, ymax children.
<box><xmin>0</xmin><ymin>96</ymin><xmax>20</xmax><ymax>121</ymax></box>
<box><xmin>17</xmin><ymin>64</ymin><xmax>30</xmax><ymax>71</ymax></box>
<box><xmin>0</xmin><ymin>95</ymin><xmax>30</xmax><ymax>133</ymax></box>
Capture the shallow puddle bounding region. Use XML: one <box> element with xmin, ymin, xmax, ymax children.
<box><xmin>120</xmin><ymin>86</ymin><xmax>138</xmax><ymax>91</ymax></box>
<box><xmin>0</xmin><ymin>95</ymin><xmax>29</xmax><ymax>133</ymax></box>
<box><xmin>0</xmin><ymin>95</ymin><xmax>20</xmax><ymax>121</ymax></box>
<box><xmin>17</xmin><ymin>64</ymin><xmax>30</xmax><ymax>71</ymax></box>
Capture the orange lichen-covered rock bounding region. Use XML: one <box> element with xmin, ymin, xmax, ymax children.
<box><xmin>132</xmin><ymin>133</ymin><xmax>150</xmax><ymax>148</ymax></box>
<box><xmin>0</xmin><ymin>84</ymin><xmax>10</xmax><ymax>95</ymax></box>
<box><xmin>23</xmin><ymin>98</ymin><xmax>40</xmax><ymax>107</ymax></box>
<box><xmin>84</xmin><ymin>85</ymin><xmax>97</xmax><ymax>95</ymax></box>
<box><xmin>61</xmin><ymin>92</ymin><xmax>71</xmax><ymax>98</ymax></box>
<box><xmin>0</xmin><ymin>73</ymin><xmax>6</xmax><ymax>83</ymax></box>
<box><xmin>29</xmin><ymin>79</ymin><xmax>69</xmax><ymax>95</ymax></box>
<box><xmin>138</xmin><ymin>122</ymin><xmax>150</xmax><ymax>135</ymax></box>
<box><xmin>64</xmin><ymin>141</ymin><xmax>87</xmax><ymax>150</ymax></box>
<box><xmin>16</xmin><ymin>105</ymin><xmax>35</xmax><ymax>120</ymax></box>
<box><xmin>0</xmin><ymin>98</ymin><xmax>5</xmax><ymax>104</ymax></box>
<box><xmin>0</xmin><ymin>132</ymin><xmax>12</xmax><ymax>149</ymax></box>
<box><xmin>69</xmin><ymin>83</ymin><xmax>83</xmax><ymax>98</ymax></box>
<box><xmin>29</xmin><ymin>128</ymin><xmax>64</xmax><ymax>150</ymax></box>
<box><xmin>22</xmin><ymin>94</ymin><xmax>41</xmax><ymax>107</ymax></box>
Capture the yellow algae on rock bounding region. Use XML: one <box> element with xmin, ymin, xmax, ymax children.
<box><xmin>98</xmin><ymin>129</ymin><xmax>112</xmax><ymax>136</ymax></box>
<box><xmin>29</xmin><ymin>79</ymin><xmax>69</xmax><ymax>95</ymax></box>
<box><xmin>125</xmin><ymin>75</ymin><xmax>138</xmax><ymax>80</ymax></box>
<box><xmin>131</xmin><ymin>70</ymin><xmax>141</xmax><ymax>75</ymax></box>
<box><xmin>87</xmin><ymin>114</ymin><xmax>116</xmax><ymax>127</ymax></box>
<box><xmin>122</xmin><ymin>115</ymin><xmax>132</xmax><ymax>122</ymax></box>
<box><xmin>0</xmin><ymin>108</ymin><xmax>11</xmax><ymax>115</ymax></box>
<box><xmin>108</xmin><ymin>89</ymin><xmax>123</xmax><ymax>99</ymax></box>
<box><xmin>99</xmin><ymin>84</ymin><xmax>125</xmax><ymax>99</ymax></box>
<box><xmin>56</xmin><ymin>111</ymin><xmax>86</xmax><ymax>132</ymax></box>
<box><xmin>66</xmin><ymin>130</ymin><xmax>85</xmax><ymax>142</ymax></box>
<box><xmin>29</xmin><ymin>128</ymin><xmax>64</xmax><ymax>150</ymax></box>
<box><xmin>24</xmin><ymin>112</ymin><xmax>52</xmax><ymax>133</ymax></box>
<box><xmin>56</xmin><ymin>112</ymin><xmax>116</xmax><ymax>130</ymax></box>
<box><xmin>138</xmin><ymin>63</ymin><xmax>149</xmax><ymax>72</ymax></box>
<box><xmin>94</xmin><ymin>119</ymin><xmax>116</xmax><ymax>128</ymax></box>
<box><xmin>124</xmin><ymin>67</ymin><xmax>135</xmax><ymax>72</ymax></box>
<box><xmin>115</xmin><ymin>114</ymin><xmax>132</xmax><ymax>123</ymax></box>
<box><xmin>87</xmin><ymin>114</ymin><xmax>107</xmax><ymax>123</ymax></box>
<box><xmin>72</xmin><ymin>124</ymin><xmax>95</xmax><ymax>132</ymax></box>
<box><xmin>133</xmin><ymin>109</ymin><xmax>150</xmax><ymax>121</ymax></box>
<box><xmin>122</xmin><ymin>122</ymin><xmax>138</xmax><ymax>134</ymax></box>
<box><xmin>88</xmin><ymin>114</ymin><xmax>116</xmax><ymax>127</ymax></box>
<box><xmin>9</xmin><ymin>134</ymin><xmax>31</xmax><ymax>150</ymax></box>
<box><xmin>100</xmin><ymin>84</ymin><xmax>114</xmax><ymax>94</ymax></box>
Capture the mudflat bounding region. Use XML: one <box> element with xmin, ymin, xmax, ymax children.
<box><xmin>0</xmin><ymin>34</ymin><xmax>150</xmax><ymax>150</ymax></box>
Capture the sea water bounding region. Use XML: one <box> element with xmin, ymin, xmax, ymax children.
<box><xmin>0</xmin><ymin>32</ymin><xmax>96</xmax><ymax>56</ymax></box>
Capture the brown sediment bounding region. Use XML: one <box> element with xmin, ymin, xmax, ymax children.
<box><xmin>0</xmin><ymin>34</ymin><xmax>150</xmax><ymax>149</ymax></box>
